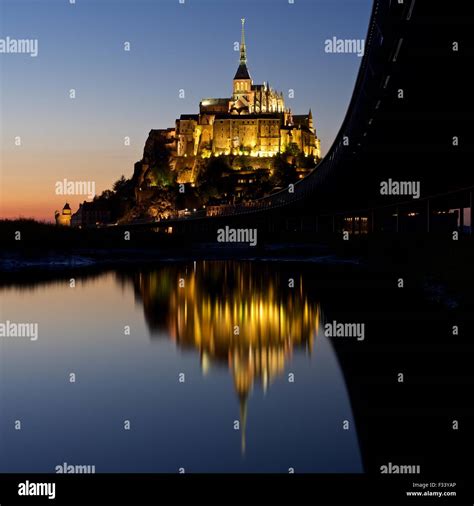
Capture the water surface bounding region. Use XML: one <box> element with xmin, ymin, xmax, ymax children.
<box><xmin>0</xmin><ymin>261</ymin><xmax>362</xmax><ymax>473</ymax></box>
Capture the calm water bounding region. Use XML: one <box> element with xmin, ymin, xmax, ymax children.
<box><xmin>0</xmin><ymin>261</ymin><xmax>362</xmax><ymax>473</ymax></box>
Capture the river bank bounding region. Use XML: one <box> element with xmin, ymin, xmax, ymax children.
<box><xmin>2</xmin><ymin>233</ymin><xmax>473</xmax><ymax>312</ymax></box>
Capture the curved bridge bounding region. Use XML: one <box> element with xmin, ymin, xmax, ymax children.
<box><xmin>152</xmin><ymin>0</ymin><xmax>472</xmax><ymax>237</ymax></box>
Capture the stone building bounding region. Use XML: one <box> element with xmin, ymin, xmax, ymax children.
<box><xmin>71</xmin><ymin>201</ymin><xmax>111</xmax><ymax>228</ymax></box>
<box><xmin>142</xmin><ymin>19</ymin><xmax>321</xmax><ymax>184</ymax></box>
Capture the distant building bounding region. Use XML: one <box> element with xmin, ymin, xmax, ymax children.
<box><xmin>71</xmin><ymin>201</ymin><xmax>112</xmax><ymax>228</ymax></box>
<box><xmin>55</xmin><ymin>203</ymin><xmax>72</xmax><ymax>226</ymax></box>
<box><xmin>141</xmin><ymin>19</ymin><xmax>321</xmax><ymax>184</ymax></box>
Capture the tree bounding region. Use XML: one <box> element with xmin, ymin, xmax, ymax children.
<box><xmin>98</xmin><ymin>189</ymin><xmax>115</xmax><ymax>200</ymax></box>
<box><xmin>149</xmin><ymin>166</ymin><xmax>176</xmax><ymax>188</ymax></box>
<box><xmin>113</xmin><ymin>175</ymin><xmax>129</xmax><ymax>193</ymax></box>
<box><xmin>146</xmin><ymin>135</ymin><xmax>174</xmax><ymax>188</ymax></box>
<box><xmin>197</xmin><ymin>156</ymin><xmax>229</xmax><ymax>184</ymax></box>
<box><xmin>271</xmin><ymin>153</ymin><xmax>297</xmax><ymax>188</ymax></box>
<box><xmin>196</xmin><ymin>156</ymin><xmax>231</xmax><ymax>203</ymax></box>
<box><xmin>285</xmin><ymin>142</ymin><xmax>300</xmax><ymax>157</ymax></box>
<box><xmin>296</xmin><ymin>152</ymin><xmax>316</xmax><ymax>169</ymax></box>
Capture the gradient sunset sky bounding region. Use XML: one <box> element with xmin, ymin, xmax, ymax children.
<box><xmin>0</xmin><ymin>0</ymin><xmax>372</xmax><ymax>221</ymax></box>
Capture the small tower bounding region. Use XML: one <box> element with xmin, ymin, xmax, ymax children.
<box><xmin>308</xmin><ymin>108</ymin><xmax>314</xmax><ymax>133</ymax></box>
<box><xmin>55</xmin><ymin>203</ymin><xmax>72</xmax><ymax>226</ymax></box>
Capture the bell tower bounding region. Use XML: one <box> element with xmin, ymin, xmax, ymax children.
<box><xmin>232</xmin><ymin>18</ymin><xmax>253</xmax><ymax>113</ymax></box>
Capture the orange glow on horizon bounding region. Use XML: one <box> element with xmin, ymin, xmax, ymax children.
<box><xmin>1</xmin><ymin>148</ymin><xmax>139</xmax><ymax>222</ymax></box>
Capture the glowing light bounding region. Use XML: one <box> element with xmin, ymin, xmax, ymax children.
<box><xmin>138</xmin><ymin>265</ymin><xmax>320</xmax><ymax>405</ymax></box>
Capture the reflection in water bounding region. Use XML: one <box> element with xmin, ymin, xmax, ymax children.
<box><xmin>0</xmin><ymin>261</ymin><xmax>362</xmax><ymax>472</ymax></box>
<box><xmin>128</xmin><ymin>261</ymin><xmax>321</xmax><ymax>454</ymax></box>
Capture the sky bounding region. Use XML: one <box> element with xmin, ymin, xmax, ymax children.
<box><xmin>0</xmin><ymin>0</ymin><xmax>372</xmax><ymax>221</ymax></box>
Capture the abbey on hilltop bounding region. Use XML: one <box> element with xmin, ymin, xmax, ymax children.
<box><xmin>141</xmin><ymin>19</ymin><xmax>321</xmax><ymax>184</ymax></box>
<box><xmin>61</xmin><ymin>20</ymin><xmax>323</xmax><ymax>226</ymax></box>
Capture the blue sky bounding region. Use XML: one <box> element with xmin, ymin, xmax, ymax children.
<box><xmin>0</xmin><ymin>0</ymin><xmax>372</xmax><ymax>219</ymax></box>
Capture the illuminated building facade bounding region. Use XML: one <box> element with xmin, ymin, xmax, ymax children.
<box><xmin>145</xmin><ymin>20</ymin><xmax>321</xmax><ymax>183</ymax></box>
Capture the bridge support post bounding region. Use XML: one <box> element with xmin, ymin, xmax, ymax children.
<box><xmin>396</xmin><ymin>207</ymin><xmax>399</xmax><ymax>233</ymax></box>
<box><xmin>459</xmin><ymin>206</ymin><xmax>464</xmax><ymax>233</ymax></box>
<box><xmin>426</xmin><ymin>199</ymin><xmax>430</xmax><ymax>233</ymax></box>
<box><xmin>470</xmin><ymin>191</ymin><xmax>473</xmax><ymax>236</ymax></box>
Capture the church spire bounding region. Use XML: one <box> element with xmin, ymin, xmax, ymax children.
<box><xmin>233</xmin><ymin>18</ymin><xmax>251</xmax><ymax>81</ymax></box>
<box><xmin>240</xmin><ymin>18</ymin><xmax>247</xmax><ymax>65</ymax></box>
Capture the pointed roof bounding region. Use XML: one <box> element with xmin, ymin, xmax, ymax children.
<box><xmin>234</xmin><ymin>19</ymin><xmax>251</xmax><ymax>80</ymax></box>
<box><xmin>234</xmin><ymin>63</ymin><xmax>251</xmax><ymax>80</ymax></box>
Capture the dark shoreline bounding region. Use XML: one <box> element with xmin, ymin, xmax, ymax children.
<box><xmin>2</xmin><ymin>235</ymin><xmax>473</xmax><ymax>312</ymax></box>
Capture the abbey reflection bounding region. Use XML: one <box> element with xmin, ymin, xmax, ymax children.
<box><xmin>128</xmin><ymin>262</ymin><xmax>321</xmax><ymax>454</ymax></box>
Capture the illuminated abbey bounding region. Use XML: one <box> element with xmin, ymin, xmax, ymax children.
<box><xmin>154</xmin><ymin>19</ymin><xmax>321</xmax><ymax>182</ymax></box>
<box><xmin>60</xmin><ymin>20</ymin><xmax>324</xmax><ymax>225</ymax></box>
